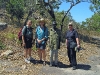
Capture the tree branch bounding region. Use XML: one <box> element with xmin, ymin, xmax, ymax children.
<box><xmin>23</xmin><ymin>10</ymin><xmax>33</xmax><ymax>26</ymax></box>
<box><xmin>61</xmin><ymin>1</ymin><xmax>81</xmax><ymax>25</ymax></box>
<box><xmin>43</xmin><ymin>0</ymin><xmax>56</xmax><ymax>21</ymax></box>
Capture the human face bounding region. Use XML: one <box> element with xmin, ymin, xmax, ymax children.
<box><xmin>40</xmin><ymin>21</ymin><xmax>45</xmax><ymax>26</ymax></box>
<box><xmin>27</xmin><ymin>20</ymin><xmax>32</xmax><ymax>27</ymax></box>
<box><xmin>68</xmin><ymin>24</ymin><xmax>73</xmax><ymax>30</ymax></box>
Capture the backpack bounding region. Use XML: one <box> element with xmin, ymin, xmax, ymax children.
<box><xmin>18</xmin><ymin>26</ymin><xmax>27</xmax><ymax>41</ymax></box>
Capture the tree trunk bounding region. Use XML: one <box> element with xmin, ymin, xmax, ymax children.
<box><xmin>23</xmin><ymin>10</ymin><xmax>33</xmax><ymax>26</ymax></box>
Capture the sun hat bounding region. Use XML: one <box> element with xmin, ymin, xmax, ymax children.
<box><xmin>38</xmin><ymin>18</ymin><xmax>46</xmax><ymax>23</ymax></box>
<box><xmin>68</xmin><ymin>22</ymin><xmax>73</xmax><ymax>26</ymax></box>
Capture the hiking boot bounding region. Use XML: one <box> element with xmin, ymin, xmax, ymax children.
<box><xmin>73</xmin><ymin>66</ymin><xmax>76</xmax><ymax>70</ymax></box>
<box><xmin>24</xmin><ymin>58</ymin><xmax>30</xmax><ymax>64</ymax></box>
<box><xmin>68</xmin><ymin>64</ymin><xmax>72</xmax><ymax>67</ymax></box>
<box><xmin>54</xmin><ymin>63</ymin><xmax>58</xmax><ymax>67</ymax></box>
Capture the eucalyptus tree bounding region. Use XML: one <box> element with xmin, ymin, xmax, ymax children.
<box><xmin>85</xmin><ymin>13</ymin><xmax>100</xmax><ymax>31</ymax></box>
<box><xmin>35</xmin><ymin>0</ymin><xmax>98</xmax><ymax>31</ymax></box>
<box><xmin>1</xmin><ymin>0</ymin><xmax>100</xmax><ymax>28</ymax></box>
<box><xmin>6</xmin><ymin>0</ymin><xmax>25</xmax><ymax>25</ymax></box>
<box><xmin>89</xmin><ymin>0</ymin><xmax>100</xmax><ymax>15</ymax></box>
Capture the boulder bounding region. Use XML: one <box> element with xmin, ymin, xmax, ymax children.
<box><xmin>1</xmin><ymin>50</ymin><xmax>13</xmax><ymax>56</ymax></box>
<box><xmin>0</xmin><ymin>23</ymin><xmax>7</xmax><ymax>30</ymax></box>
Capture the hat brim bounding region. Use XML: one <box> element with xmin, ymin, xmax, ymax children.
<box><xmin>39</xmin><ymin>20</ymin><xmax>45</xmax><ymax>22</ymax></box>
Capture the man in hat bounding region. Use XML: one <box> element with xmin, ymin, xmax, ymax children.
<box><xmin>49</xmin><ymin>21</ymin><xmax>61</xmax><ymax>67</ymax></box>
<box><xmin>35</xmin><ymin>18</ymin><xmax>48</xmax><ymax>65</ymax></box>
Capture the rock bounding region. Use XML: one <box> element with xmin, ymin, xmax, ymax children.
<box><xmin>0</xmin><ymin>23</ymin><xmax>7</xmax><ymax>30</ymax></box>
<box><xmin>1</xmin><ymin>50</ymin><xmax>13</xmax><ymax>56</ymax></box>
<box><xmin>0</xmin><ymin>60</ymin><xmax>12</xmax><ymax>67</ymax></box>
<box><xmin>22</xmin><ymin>65</ymin><xmax>27</xmax><ymax>70</ymax></box>
<box><xmin>5</xmin><ymin>67</ymin><xmax>21</xmax><ymax>72</ymax></box>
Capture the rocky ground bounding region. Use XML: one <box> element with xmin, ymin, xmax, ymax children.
<box><xmin>0</xmin><ymin>41</ymin><xmax>100</xmax><ymax>75</ymax></box>
<box><xmin>0</xmin><ymin>27</ymin><xmax>100</xmax><ymax>75</ymax></box>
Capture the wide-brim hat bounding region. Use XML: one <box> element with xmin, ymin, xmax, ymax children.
<box><xmin>38</xmin><ymin>18</ymin><xmax>46</xmax><ymax>23</ymax></box>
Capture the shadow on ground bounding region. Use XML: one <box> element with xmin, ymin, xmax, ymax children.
<box><xmin>30</xmin><ymin>60</ymin><xmax>91</xmax><ymax>70</ymax></box>
<box><xmin>77</xmin><ymin>64</ymin><xmax>91</xmax><ymax>70</ymax></box>
<box><xmin>58</xmin><ymin>62</ymin><xmax>91</xmax><ymax>70</ymax></box>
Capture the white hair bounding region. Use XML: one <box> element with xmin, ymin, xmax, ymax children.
<box><xmin>68</xmin><ymin>22</ymin><xmax>73</xmax><ymax>25</ymax></box>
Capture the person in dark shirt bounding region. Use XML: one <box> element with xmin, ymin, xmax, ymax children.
<box><xmin>22</xmin><ymin>20</ymin><xmax>34</xmax><ymax>63</ymax></box>
<box><xmin>66</xmin><ymin>22</ymin><xmax>80</xmax><ymax>70</ymax></box>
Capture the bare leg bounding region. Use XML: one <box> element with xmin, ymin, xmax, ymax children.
<box><xmin>41</xmin><ymin>49</ymin><xmax>46</xmax><ymax>62</ymax></box>
<box><xmin>41</xmin><ymin>49</ymin><xmax>46</xmax><ymax>65</ymax></box>
<box><xmin>24</xmin><ymin>49</ymin><xmax>28</xmax><ymax>58</ymax></box>
<box><xmin>38</xmin><ymin>48</ymin><xmax>42</xmax><ymax>60</ymax></box>
<box><xmin>28</xmin><ymin>48</ymin><xmax>32</xmax><ymax>57</ymax></box>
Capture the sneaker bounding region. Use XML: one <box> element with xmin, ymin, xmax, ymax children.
<box><xmin>28</xmin><ymin>57</ymin><xmax>35</xmax><ymax>61</ymax></box>
<box><xmin>43</xmin><ymin>61</ymin><xmax>46</xmax><ymax>66</ymax></box>
<box><xmin>73</xmin><ymin>66</ymin><xmax>76</xmax><ymax>70</ymax></box>
<box><xmin>24</xmin><ymin>58</ymin><xmax>30</xmax><ymax>63</ymax></box>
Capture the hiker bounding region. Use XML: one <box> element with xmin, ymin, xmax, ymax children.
<box><xmin>66</xmin><ymin>22</ymin><xmax>80</xmax><ymax>70</ymax></box>
<box><xmin>35</xmin><ymin>18</ymin><xmax>48</xmax><ymax>65</ymax></box>
<box><xmin>22</xmin><ymin>20</ymin><xmax>34</xmax><ymax>63</ymax></box>
<box><xmin>49</xmin><ymin>21</ymin><xmax>61</xmax><ymax>67</ymax></box>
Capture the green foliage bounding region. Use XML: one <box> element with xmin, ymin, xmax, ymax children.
<box><xmin>4</xmin><ymin>33</ymin><xmax>17</xmax><ymax>40</ymax></box>
<box><xmin>89</xmin><ymin>14</ymin><xmax>100</xmax><ymax>31</ymax></box>
<box><xmin>81</xmin><ymin>13</ymin><xmax>100</xmax><ymax>31</ymax></box>
<box><xmin>0</xmin><ymin>41</ymin><xmax>6</xmax><ymax>50</ymax></box>
<box><xmin>1</xmin><ymin>0</ymin><xmax>100</xmax><ymax>31</ymax></box>
<box><xmin>32</xmin><ymin>45</ymin><xmax>37</xmax><ymax>51</ymax></box>
<box><xmin>90</xmin><ymin>0</ymin><xmax>100</xmax><ymax>14</ymax></box>
<box><xmin>6</xmin><ymin>0</ymin><xmax>25</xmax><ymax>25</ymax></box>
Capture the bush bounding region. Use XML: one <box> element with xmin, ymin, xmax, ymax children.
<box><xmin>0</xmin><ymin>41</ymin><xmax>6</xmax><ymax>50</ymax></box>
<box><xmin>4</xmin><ymin>33</ymin><xmax>17</xmax><ymax>40</ymax></box>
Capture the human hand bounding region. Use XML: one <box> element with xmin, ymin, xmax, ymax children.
<box><xmin>37</xmin><ymin>39</ymin><xmax>42</xmax><ymax>44</ymax></box>
<box><xmin>77</xmin><ymin>44</ymin><xmax>80</xmax><ymax>48</ymax></box>
<box><xmin>22</xmin><ymin>42</ymin><xmax>26</xmax><ymax>47</ymax></box>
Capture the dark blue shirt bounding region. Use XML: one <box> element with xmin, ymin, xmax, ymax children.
<box><xmin>22</xmin><ymin>26</ymin><xmax>33</xmax><ymax>39</ymax></box>
<box><xmin>66</xmin><ymin>29</ymin><xmax>78</xmax><ymax>43</ymax></box>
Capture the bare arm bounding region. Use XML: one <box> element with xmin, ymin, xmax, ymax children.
<box><xmin>22</xmin><ymin>36</ymin><xmax>25</xmax><ymax>44</ymax></box>
<box><xmin>66</xmin><ymin>39</ymin><xmax>68</xmax><ymax>46</ymax></box>
<box><xmin>76</xmin><ymin>38</ymin><xmax>80</xmax><ymax>47</ymax></box>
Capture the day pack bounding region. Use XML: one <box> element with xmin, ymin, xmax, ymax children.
<box><xmin>18</xmin><ymin>26</ymin><xmax>27</xmax><ymax>41</ymax></box>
